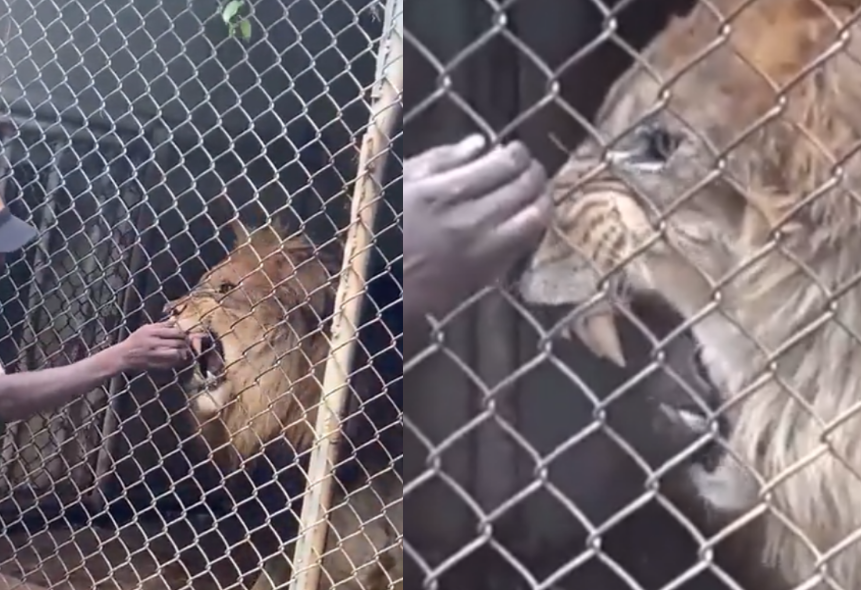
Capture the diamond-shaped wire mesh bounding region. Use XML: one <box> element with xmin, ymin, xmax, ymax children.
<box><xmin>0</xmin><ymin>0</ymin><xmax>403</xmax><ymax>587</ymax></box>
<box><xmin>406</xmin><ymin>0</ymin><xmax>861</xmax><ymax>589</ymax></box>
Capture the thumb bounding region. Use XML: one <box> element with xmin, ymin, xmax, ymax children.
<box><xmin>404</xmin><ymin>135</ymin><xmax>487</xmax><ymax>181</ymax></box>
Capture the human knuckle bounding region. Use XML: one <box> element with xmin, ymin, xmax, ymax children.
<box><xmin>516</xmin><ymin>162</ymin><xmax>545</xmax><ymax>191</ymax></box>
<box><xmin>449</xmin><ymin>214</ymin><xmax>482</xmax><ymax>245</ymax></box>
<box><xmin>504</xmin><ymin>141</ymin><xmax>531</xmax><ymax>168</ymax></box>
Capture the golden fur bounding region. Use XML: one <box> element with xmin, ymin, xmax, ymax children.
<box><xmin>167</xmin><ymin>218</ymin><xmax>402</xmax><ymax>590</ymax></box>
<box><xmin>521</xmin><ymin>0</ymin><xmax>861</xmax><ymax>588</ymax></box>
<box><xmin>167</xmin><ymin>219</ymin><xmax>335</xmax><ymax>468</ymax></box>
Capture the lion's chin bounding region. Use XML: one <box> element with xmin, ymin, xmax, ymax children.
<box><xmin>191</xmin><ymin>383</ymin><xmax>231</xmax><ymax>416</ymax></box>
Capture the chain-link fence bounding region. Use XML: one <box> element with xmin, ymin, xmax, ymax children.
<box><xmin>405</xmin><ymin>0</ymin><xmax>861</xmax><ymax>589</ymax></box>
<box><xmin>0</xmin><ymin>0</ymin><xmax>403</xmax><ymax>586</ymax></box>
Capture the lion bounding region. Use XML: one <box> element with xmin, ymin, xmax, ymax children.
<box><xmin>0</xmin><ymin>217</ymin><xmax>400</xmax><ymax>590</ymax></box>
<box><xmin>519</xmin><ymin>0</ymin><xmax>861</xmax><ymax>589</ymax></box>
<box><xmin>165</xmin><ymin>218</ymin><xmax>334</xmax><ymax>468</ymax></box>
<box><xmin>164</xmin><ymin>218</ymin><xmax>402</xmax><ymax>590</ymax></box>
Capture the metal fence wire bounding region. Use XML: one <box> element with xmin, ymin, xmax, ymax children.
<box><xmin>0</xmin><ymin>0</ymin><xmax>403</xmax><ymax>587</ymax></box>
<box><xmin>405</xmin><ymin>0</ymin><xmax>861</xmax><ymax>590</ymax></box>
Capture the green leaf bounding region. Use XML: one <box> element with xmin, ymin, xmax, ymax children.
<box><xmin>238</xmin><ymin>18</ymin><xmax>252</xmax><ymax>41</ymax></box>
<box><xmin>221</xmin><ymin>0</ymin><xmax>244</xmax><ymax>24</ymax></box>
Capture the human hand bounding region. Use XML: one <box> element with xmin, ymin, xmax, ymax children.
<box><xmin>404</xmin><ymin>135</ymin><xmax>551</xmax><ymax>321</ymax></box>
<box><xmin>110</xmin><ymin>322</ymin><xmax>192</xmax><ymax>372</ymax></box>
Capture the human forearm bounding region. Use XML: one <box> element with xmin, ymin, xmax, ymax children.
<box><xmin>0</xmin><ymin>348</ymin><xmax>125</xmax><ymax>421</ymax></box>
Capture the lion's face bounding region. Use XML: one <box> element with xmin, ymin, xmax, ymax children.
<box><xmin>165</xmin><ymin>220</ymin><xmax>337</xmax><ymax>461</ymax></box>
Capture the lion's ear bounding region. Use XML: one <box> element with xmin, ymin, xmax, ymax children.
<box><xmin>212</xmin><ymin>190</ymin><xmax>252</xmax><ymax>246</ymax></box>
<box><xmin>271</xmin><ymin>215</ymin><xmax>292</xmax><ymax>239</ymax></box>
<box><xmin>231</xmin><ymin>218</ymin><xmax>252</xmax><ymax>245</ymax></box>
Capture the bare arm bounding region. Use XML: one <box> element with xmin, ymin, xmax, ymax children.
<box><xmin>0</xmin><ymin>348</ymin><xmax>124</xmax><ymax>421</ymax></box>
<box><xmin>0</xmin><ymin>322</ymin><xmax>191</xmax><ymax>422</ymax></box>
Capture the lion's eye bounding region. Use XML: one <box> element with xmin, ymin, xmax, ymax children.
<box><xmin>218</xmin><ymin>282</ymin><xmax>236</xmax><ymax>294</ymax></box>
<box><xmin>643</xmin><ymin>125</ymin><xmax>682</xmax><ymax>162</ymax></box>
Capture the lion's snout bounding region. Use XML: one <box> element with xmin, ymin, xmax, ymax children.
<box><xmin>163</xmin><ymin>299</ymin><xmax>185</xmax><ymax>320</ymax></box>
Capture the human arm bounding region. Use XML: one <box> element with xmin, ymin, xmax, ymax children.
<box><xmin>404</xmin><ymin>136</ymin><xmax>552</xmax><ymax>329</ymax></box>
<box><xmin>0</xmin><ymin>349</ymin><xmax>125</xmax><ymax>421</ymax></box>
<box><xmin>0</xmin><ymin>322</ymin><xmax>190</xmax><ymax>422</ymax></box>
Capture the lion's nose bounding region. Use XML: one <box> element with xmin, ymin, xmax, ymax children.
<box><xmin>163</xmin><ymin>300</ymin><xmax>182</xmax><ymax>319</ymax></box>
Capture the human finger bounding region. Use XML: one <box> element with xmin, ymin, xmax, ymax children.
<box><xmin>146</xmin><ymin>337</ymin><xmax>191</xmax><ymax>350</ymax></box>
<box><xmin>478</xmin><ymin>195</ymin><xmax>553</xmax><ymax>270</ymax></box>
<box><xmin>147</xmin><ymin>348</ymin><xmax>190</xmax><ymax>367</ymax></box>
<box><xmin>404</xmin><ymin>135</ymin><xmax>487</xmax><ymax>181</ymax></box>
<box><xmin>143</xmin><ymin>323</ymin><xmax>190</xmax><ymax>341</ymax></box>
<box><xmin>427</xmin><ymin>141</ymin><xmax>534</xmax><ymax>206</ymax></box>
<box><xmin>148</xmin><ymin>360</ymin><xmax>185</xmax><ymax>370</ymax></box>
<box><xmin>476</xmin><ymin>160</ymin><xmax>549</xmax><ymax>226</ymax></box>
<box><xmin>156</xmin><ymin>345</ymin><xmax>191</xmax><ymax>359</ymax></box>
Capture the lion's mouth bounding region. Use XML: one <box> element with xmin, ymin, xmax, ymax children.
<box><xmin>188</xmin><ymin>330</ymin><xmax>225</xmax><ymax>384</ymax></box>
